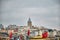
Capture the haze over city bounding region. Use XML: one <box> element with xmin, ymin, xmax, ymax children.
<box><xmin>0</xmin><ymin>0</ymin><xmax>60</xmax><ymax>30</ymax></box>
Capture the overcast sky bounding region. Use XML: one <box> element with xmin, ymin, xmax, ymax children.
<box><xmin>0</xmin><ymin>0</ymin><xmax>60</xmax><ymax>29</ymax></box>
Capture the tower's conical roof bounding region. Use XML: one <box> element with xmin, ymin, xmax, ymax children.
<box><xmin>28</xmin><ymin>18</ymin><xmax>31</xmax><ymax>22</ymax></box>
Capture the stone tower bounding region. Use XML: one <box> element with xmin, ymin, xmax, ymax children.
<box><xmin>27</xmin><ymin>18</ymin><xmax>32</xmax><ymax>28</ymax></box>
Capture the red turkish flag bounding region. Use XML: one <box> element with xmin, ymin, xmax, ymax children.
<box><xmin>20</xmin><ymin>35</ymin><xmax>23</xmax><ymax>40</ymax></box>
<box><xmin>42</xmin><ymin>32</ymin><xmax>48</xmax><ymax>38</ymax></box>
<box><xmin>27</xmin><ymin>29</ymin><xmax>30</xmax><ymax>36</ymax></box>
<box><xmin>9</xmin><ymin>32</ymin><xmax>12</xmax><ymax>39</ymax></box>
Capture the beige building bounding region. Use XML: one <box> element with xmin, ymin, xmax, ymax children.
<box><xmin>5</xmin><ymin>18</ymin><xmax>59</xmax><ymax>38</ymax></box>
<box><xmin>57</xmin><ymin>31</ymin><xmax>60</xmax><ymax>36</ymax></box>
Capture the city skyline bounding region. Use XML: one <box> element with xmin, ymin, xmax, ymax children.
<box><xmin>0</xmin><ymin>0</ymin><xmax>60</xmax><ymax>30</ymax></box>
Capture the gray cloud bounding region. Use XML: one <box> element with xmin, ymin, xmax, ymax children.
<box><xmin>0</xmin><ymin>0</ymin><xmax>60</xmax><ymax>29</ymax></box>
